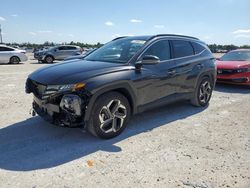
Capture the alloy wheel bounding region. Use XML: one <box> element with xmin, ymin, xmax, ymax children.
<box><xmin>99</xmin><ymin>99</ymin><xmax>127</xmax><ymax>133</ymax></box>
<box><xmin>46</xmin><ymin>56</ymin><xmax>53</xmax><ymax>63</ymax></box>
<box><xmin>199</xmin><ymin>81</ymin><xmax>212</xmax><ymax>104</ymax></box>
<box><xmin>10</xmin><ymin>57</ymin><xmax>20</xmax><ymax>64</ymax></box>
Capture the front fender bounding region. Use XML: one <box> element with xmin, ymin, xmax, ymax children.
<box><xmin>83</xmin><ymin>72</ymin><xmax>137</xmax><ymax>123</ymax></box>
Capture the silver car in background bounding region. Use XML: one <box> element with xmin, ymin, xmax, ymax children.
<box><xmin>0</xmin><ymin>45</ymin><xmax>28</xmax><ymax>64</ymax></box>
<box><xmin>64</xmin><ymin>48</ymin><xmax>97</xmax><ymax>61</ymax></box>
<box><xmin>35</xmin><ymin>45</ymin><xmax>82</xmax><ymax>63</ymax></box>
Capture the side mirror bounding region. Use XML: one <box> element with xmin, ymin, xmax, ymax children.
<box><xmin>135</xmin><ymin>55</ymin><xmax>160</xmax><ymax>70</ymax></box>
<box><xmin>141</xmin><ymin>55</ymin><xmax>160</xmax><ymax>65</ymax></box>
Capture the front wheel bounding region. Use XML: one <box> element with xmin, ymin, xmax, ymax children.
<box><xmin>87</xmin><ymin>92</ymin><xmax>131</xmax><ymax>139</ymax></box>
<box><xmin>191</xmin><ymin>77</ymin><xmax>213</xmax><ymax>107</ymax></box>
<box><xmin>44</xmin><ymin>55</ymin><xmax>54</xmax><ymax>63</ymax></box>
<box><xmin>9</xmin><ymin>56</ymin><xmax>20</xmax><ymax>64</ymax></box>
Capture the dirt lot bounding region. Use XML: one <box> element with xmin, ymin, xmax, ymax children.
<box><xmin>0</xmin><ymin>54</ymin><xmax>249</xmax><ymax>188</ymax></box>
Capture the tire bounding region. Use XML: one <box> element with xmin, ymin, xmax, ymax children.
<box><xmin>9</xmin><ymin>56</ymin><xmax>20</xmax><ymax>64</ymax></box>
<box><xmin>190</xmin><ymin>77</ymin><xmax>213</xmax><ymax>107</ymax></box>
<box><xmin>87</xmin><ymin>92</ymin><xmax>131</xmax><ymax>139</ymax></box>
<box><xmin>44</xmin><ymin>55</ymin><xmax>54</xmax><ymax>63</ymax></box>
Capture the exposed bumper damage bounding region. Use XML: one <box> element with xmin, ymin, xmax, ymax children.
<box><xmin>26</xmin><ymin>78</ymin><xmax>91</xmax><ymax>127</ymax></box>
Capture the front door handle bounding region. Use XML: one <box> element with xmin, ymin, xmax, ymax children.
<box><xmin>197</xmin><ymin>64</ymin><xmax>204</xmax><ymax>69</ymax></box>
<box><xmin>167</xmin><ymin>70</ymin><xmax>176</xmax><ymax>76</ymax></box>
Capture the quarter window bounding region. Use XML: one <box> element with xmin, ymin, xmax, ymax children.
<box><xmin>172</xmin><ymin>40</ymin><xmax>194</xmax><ymax>58</ymax></box>
<box><xmin>192</xmin><ymin>42</ymin><xmax>205</xmax><ymax>54</ymax></box>
<box><xmin>142</xmin><ymin>40</ymin><xmax>171</xmax><ymax>61</ymax></box>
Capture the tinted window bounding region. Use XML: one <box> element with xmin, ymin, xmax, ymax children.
<box><xmin>0</xmin><ymin>47</ymin><xmax>14</xmax><ymax>51</ymax></box>
<box><xmin>172</xmin><ymin>40</ymin><xmax>194</xmax><ymax>58</ymax></box>
<box><xmin>85</xmin><ymin>38</ymin><xmax>146</xmax><ymax>63</ymax></box>
<box><xmin>192</xmin><ymin>42</ymin><xmax>205</xmax><ymax>54</ymax></box>
<box><xmin>142</xmin><ymin>40</ymin><xmax>171</xmax><ymax>61</ymax></box>
<box><xmin>220</xmin><ymin>51</ymin><xmax>250</xmax><ymax>61</ymax></box>
<box><xmin>66</xmin><ymin>46</ymin><xmax>77</xmax><ymax>50</ymax></box>
<box><xmin>58</xmin><ymin>46</ymin><xmax>66</xmax><ymax>50</ymax></box>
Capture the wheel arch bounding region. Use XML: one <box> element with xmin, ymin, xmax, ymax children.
<box><xmin>84</xmin><ymin>83</ymin><xmax>137</xmax><ymax>123</ymax></box>
<box><xmin>45</xmin><ymin>54</ymin><xmax>55</xmax><ymax>59</ymax></box>
<box><xmin>9</xmin><ymin>56</ymin><xmax>20</xmax><ymax>63</ymax></box>
<box><xmin>196</xmin><ymin>70</ymin><xmax>216</xmax><ymax>89</ymax></box>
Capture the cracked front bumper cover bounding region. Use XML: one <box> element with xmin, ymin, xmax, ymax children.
<box><xmin>33</xmin><ymin>96</ymin><xmax>60</xmax><ymax>123</ymax></box>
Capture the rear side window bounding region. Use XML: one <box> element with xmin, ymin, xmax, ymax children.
<box><xmin>171</xmin><ymin>40</ymin><xmax>194</xmax><ymax>58</ymax></box>
<box><xmin>142</xmin><ymin>40</ymin><xmax>171</xmax><ymax>61</ymax></box>
<box><xmin>66</xmin><ymin>46</ymin><xmax>77</xmax><ymax>50</ymax></box>
<box><xmin>192</xmin><ymin>42</ymin><xmax>205</xmax><ymax>54</ymax></box>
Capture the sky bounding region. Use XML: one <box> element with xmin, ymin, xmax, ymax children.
<box><xmin>0</xmin><ymin>0</ymin><xmax>250</xmax><ymax>45</ymax></box>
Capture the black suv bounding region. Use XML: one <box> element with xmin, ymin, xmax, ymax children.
<box><xmin>26</xmin><ymin>34</ymin><xmax>216</xmax><ymax>139</ymax></box>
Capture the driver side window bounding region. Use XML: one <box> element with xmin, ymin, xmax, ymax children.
<box><xmin>142</xmin><ymin>40</ymin><xmax>171</xmax><ymax>61</ymax></box>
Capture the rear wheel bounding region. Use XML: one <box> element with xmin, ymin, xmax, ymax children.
<box><xmin>44</xmin><ymin>55</ymin><xmax>54</xmax><ymax>63</ymax></box>
<box><xmin>9</xmin><ymin>56</ymin><xmax>20</xmax><ymax>64</ymax></box>
<box><xmin>87</xmin><ymin>92</ymin><xmax>131</xmax><ymax>139</ymax></box>
<box><xmin>191</xmin><ymin>77</ymin><xmax>213</xmax><ymax>107</ymax></box>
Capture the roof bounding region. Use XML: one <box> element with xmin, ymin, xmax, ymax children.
<box><xmin>113</xmin><ymin>34</ymin><xmax>200</xmax><ymax>41</ymax></box>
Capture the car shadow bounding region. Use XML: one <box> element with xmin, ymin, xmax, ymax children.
<box><xmin>215</xmin><ymin>83</ymin><xmax>250</xmax><ymax>94</ymax></box>
<box><xmin>0</xmin><ymin>101</ymin><xmax>206</xmax><ymax>171</ymax></box>
<box><xmin>0</xmin><ymin>63</ymin><xmax>24</xmax><ymax>65</ymax></box>
<box><xmin>30</xmin><ymin>61</ymin><xmax>62</xmax><ymax>65</ymax></box>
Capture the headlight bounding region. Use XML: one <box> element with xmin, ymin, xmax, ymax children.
<box><xmin>45</xmin><ymin>83</ymin><xmax>85</xmax><ymax>95</ymax></box>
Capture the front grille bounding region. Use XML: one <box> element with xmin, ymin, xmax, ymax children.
<box><xmin>26</xmin><ymin>78</ymin><xmax>46</xmax><ymax>99</ymax></box>
<box><xmin>217</xmin><ymin>69</ymin><xmax>239</xmax><ymax>75</ymax></box>
<box><xmin>217</xmin><ymin>77</ymin><xmax>249</xmax><ymax>83</ymax></box>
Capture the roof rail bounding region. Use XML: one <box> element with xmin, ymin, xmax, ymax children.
<box><xmin>112</xmin><ymin>36</ymin><xmax>128</xmax><ymax>41</ymax></box>
<box><xmin>152</xmin><ymin>34</ymin><xmax>199</xmax><ymax>40</ymax></box>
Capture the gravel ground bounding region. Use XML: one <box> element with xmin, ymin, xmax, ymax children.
<box><xmin>0</xmin><ymin>54</ymin><xmax>249</xmax><ymax>188</ymax></box>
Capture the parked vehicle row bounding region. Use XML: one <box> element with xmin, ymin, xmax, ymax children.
<box><xmin>0</xmin><ymin>45</ymin><xmax>28</xmax><ymax>64</ymax></box>
<box><xmin>26</xmin><ymin>34</ymin><xmax>216</xmax><ymax>139</ymax></box>
<box><xmin>34</xmin><ymin>45</ymin><xmax>82</xmax><ymax>63</ymax></box>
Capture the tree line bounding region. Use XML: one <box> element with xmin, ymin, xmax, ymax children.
<box><xmin>4</xmin><ymin>41</ymin><xmax>104</xmax><ymax>49</ymax></box>
<box><xmin>208</xmin><ymin>44</ymin><xmax>250</xmax><ymax>53</ymax></box>
<box><xmin>3</xmin><ymin>41</ymin><xmax>250</xmax><ymax>52</ymax></box>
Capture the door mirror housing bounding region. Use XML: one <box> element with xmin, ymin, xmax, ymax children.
<box><xmin>141</xmin><ymin>55</ymin><xmax>160</xmax><ymax>65</ymax></box>
<box><xmin>135</xmin><ymin>55</ymin><xmax>160</xmax><ymax>70</ymax></box>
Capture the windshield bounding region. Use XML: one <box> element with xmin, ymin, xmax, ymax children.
<box><xmin>85</xmin><ymin>38</ymin><xmax>146</xmax><ymax>63</ymax></box>
<box><xmin>220</xmin><ymin>51</ymin><xmax>250</xmax><ymax>61</ymax></box>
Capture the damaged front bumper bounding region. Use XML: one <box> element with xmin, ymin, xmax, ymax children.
<box><xmin>26</xmin><ymin>79</ymin><xmax>91</xmax><ymax>127</ymax></box>
<box><xmin>32</xmin><ymin>93</ymin><xmax>90</xmax><ymax>127</ymax></box>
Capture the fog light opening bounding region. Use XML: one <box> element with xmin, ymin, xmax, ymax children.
<box><xmin>60</xmin><ymin>94</ymin><xmax>82</xmax><ymax>116</ymax></box>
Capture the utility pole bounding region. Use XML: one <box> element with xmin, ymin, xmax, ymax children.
<box><xmin>0</xmin><ymin>24</ymin><xmax>2</xmax><ymax>44</ymax></box>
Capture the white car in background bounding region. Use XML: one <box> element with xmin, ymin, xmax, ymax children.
<box><xmin>0</xmin><ymin>45</ymin><xmax>28</xmax><ymax>64</ymax></box>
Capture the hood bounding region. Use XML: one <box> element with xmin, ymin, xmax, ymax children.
<box><xmin>29</xmin><ymin>60</ymin><xmax>131</xmax><ymax>85</ymax></box>
<box><xmin>216</xmin><ymin>60</ymin><xmax>250</xmax><ymax>69</ymax></box>
<box><xmin>14</xmin><ymin>49</ymin><xmax>26</xmax><ymax>53</ymax></box>
<box><xmin>64</xmin><ymin>54</ymin><xmax>85</xmax><ymax>61</ymax></box>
